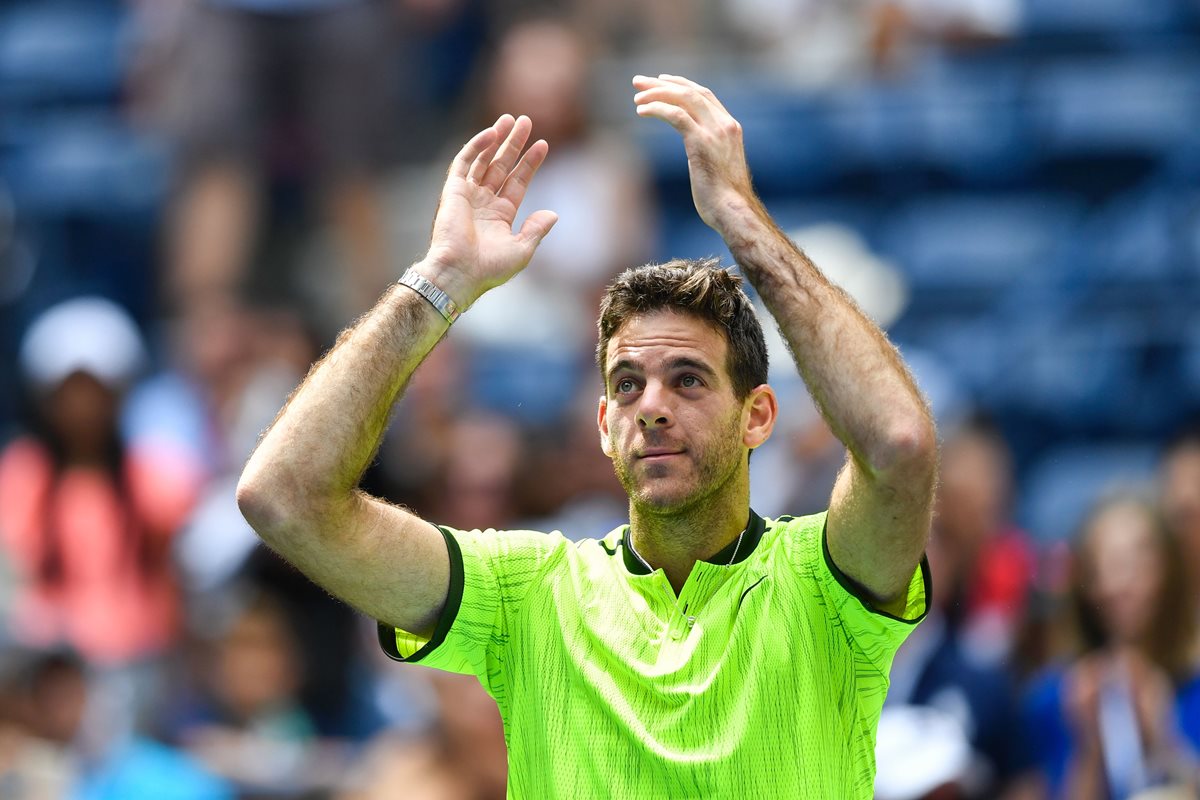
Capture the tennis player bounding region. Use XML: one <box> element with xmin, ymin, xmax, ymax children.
<box><xmin>238</xmin><ymin>74</ymin><xmax>936</xmax><ymax>797</ymax></box>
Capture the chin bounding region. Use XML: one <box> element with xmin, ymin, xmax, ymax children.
<box><xmin>631</xmin><ymin>481</ymin><xmax>708</xmax><ymax>514</ymax></box>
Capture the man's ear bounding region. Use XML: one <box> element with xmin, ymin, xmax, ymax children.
<box><xmin>743</xmin><ymin>384</ymin><xmax>778</xmax><ymax>450</ymax></box>
<box><xmin>598</xmin><ymin>394</ymin><xmax>614</xmax><ymax>457</ymax></box>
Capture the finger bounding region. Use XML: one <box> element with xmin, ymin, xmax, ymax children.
<box><xmin>517</xmin><ymin>209</ymin><xmax>559</xmax><ymax>248</ymax></box>
<box><xmin>655</xmin><ymin>73</ymin><xmax>733</xmax><ymax>116</ymax></box>
<box><xmin>634</xmin><ymin>100</ymin><xmax>698</xmax><ymax>134</ymax></box>
<box><xmin>481</xmin><ymin>115</ymin><xmax>533</xmax><ymax>193</ymax></box>
<box><xmin>467</xmin><ymin>115</ymin><xmax>515</xmax><ymax>184</ymax></box>
<box><xmin>449</xmin><ymin>126</ymin><xmax>499</xmax><ymax>180</ymax></box>
<box><xmin>632</xmin><ymin>74</ymin><xmax>662</xmax><ymax>90</ymax></box>
<box><xmin>634</xmin><ymin>85</ymin><xmax>715</xmax><ymax>127</ymax></box>
<box><xmin>498</xmin><ymin>139</ymin><xmax>550</xmax><ymax>208</ymax></box>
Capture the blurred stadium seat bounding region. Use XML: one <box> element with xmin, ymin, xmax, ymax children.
<box><xmin>878</xmin><ymin>192</ymin><xmax>1082</xmax><ymax>303</ymax></box>
<box><xmin>1028</xmin><ymin>54</ymin><xmax>1200</xmax><ymax>162</ymax></box>
<box><xmin>0</xmin><ymin>1</ymin><xmax>126</xmax><ymax>108</ymax></box>
<box><xmin>1019</xmin><ymin>0</ymin><xmax>1185</xmax><ymax>36</ymax></box>
<box><xmin>1018</xmin><ymin>441</ymin><xmax>1159</xmax><ymax>543</ymax></box>
<box><xmin>467</xmin><ymin>345</ymin><xmax>586</xmax><ymax>427</ymax></box>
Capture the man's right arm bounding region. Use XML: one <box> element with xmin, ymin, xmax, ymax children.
<box><xmin>237</xmin><ymin>115</ymin><xmax>557</xmax><ymax>638</ymax></box>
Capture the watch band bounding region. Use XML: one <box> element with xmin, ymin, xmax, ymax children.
<box><xmin>397</xmin><ymin>268</ymin><xmax>462</xmax><ymax>324</ymax></box>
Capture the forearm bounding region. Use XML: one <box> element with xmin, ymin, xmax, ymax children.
<box><xmin>239</xmin><ymin>265</ymin><xmax>448</xmax><ymax>528</ymax></box>
<box><xmin>718</xmin><ymin>203</ymin><xmax>933</xmax><ymax>476</ymax></box>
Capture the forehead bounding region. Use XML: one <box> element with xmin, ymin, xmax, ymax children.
<box><xmin>1086</xmin><ymin>504</ymin><xmax>1157</xmax><ymax>561</ymax></box>
<box><xmin>605</xmin><ymin>310</ymin><xmax>728</xmax><ymax>371</ymax></box>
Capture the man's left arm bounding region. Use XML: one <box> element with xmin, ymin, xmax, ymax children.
<box><xmin>634</xmin><ymin>74</ymin><xmax>936</xmax><ymax>610</ymax></box>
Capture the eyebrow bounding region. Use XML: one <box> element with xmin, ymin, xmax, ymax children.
<box><xmin>606</xmin><ymin>356</ymin><xmax>720</xmax><ymax>384</ymax></box>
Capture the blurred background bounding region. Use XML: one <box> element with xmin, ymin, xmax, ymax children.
<box><xmin>0</xmin><ymin>0</ymin><xmax>1198</xmax><ymax>797</ymax></box>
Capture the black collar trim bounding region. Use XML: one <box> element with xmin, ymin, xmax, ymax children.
<box><xmin>620</xmin><ymin>509</ymin><xmax>767</xmax><ymax>575</ymax></box>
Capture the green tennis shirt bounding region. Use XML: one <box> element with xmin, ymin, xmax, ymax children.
<box><xmin>379</xmin><ymin>510</ymin><xmax>930</xmax><ymax>798</ymax></box>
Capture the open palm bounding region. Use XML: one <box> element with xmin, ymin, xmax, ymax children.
<box><xmin>424</xmin><ymin>115</ymin><xmax>558</xmax><ymax>308</ymax></box>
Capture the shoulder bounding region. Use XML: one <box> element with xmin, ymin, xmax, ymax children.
<box><xmin>763</xmin><ymin>511</ymin><xmax>827</xmax><ymax>556</ymax></box>
<box><xmin>447</xmin><ymin>525</ymin><xmax>619</xmax><ymax>585</ymax></box>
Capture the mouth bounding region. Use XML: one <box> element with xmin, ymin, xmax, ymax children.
<box><xmin>637</xmin><ymin>449</ymin><xmax>685</xmax><ymax>461</ymax></box>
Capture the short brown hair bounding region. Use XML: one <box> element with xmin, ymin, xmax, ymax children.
<box><xmin>596</xmin><ymin>258</ymin><xmax>769</xmax><ymax>400</ymax></box>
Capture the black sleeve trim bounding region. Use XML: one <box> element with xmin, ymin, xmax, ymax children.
<box><xmin>821</xmin><ymin>520</ymin><xmax>931</xmax><ymax>625</ymax></box>
<box><xmin>377</xmin><ymin>525</ymin><xmax>466</xmax><ymax>662</ymax></box>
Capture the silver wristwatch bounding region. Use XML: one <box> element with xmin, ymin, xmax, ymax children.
<box><xmin>397</xmin><ymin>268</ymin><xmax>462</xmax><ymax>324</ymax></box>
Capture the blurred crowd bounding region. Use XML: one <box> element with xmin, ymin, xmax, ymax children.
<box><xmin>0</xmin><ymin>0</ymin><xmax>1198</xmax><ymax>798</ymax></box>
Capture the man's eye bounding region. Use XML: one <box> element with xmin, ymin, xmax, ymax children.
<box><xmin>680</xmin><ymin>375</ymin><xmax>700</xmax><ymax>388</ymax></box>
<box><xmin>616</xmin><ymin>379</ymin><xmax>635</xmax><ymax>393</ymax></box>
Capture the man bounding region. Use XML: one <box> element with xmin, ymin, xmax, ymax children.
<box><xmin>238</xmin><ymin>74</ymin><xmax>936</xmax><ymax>797</ymax></box>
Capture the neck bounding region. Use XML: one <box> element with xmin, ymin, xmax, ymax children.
<box><xmin>628</xmin><ymin>468</ymin><xmax>750</xmax><ymax>593</ymax></box>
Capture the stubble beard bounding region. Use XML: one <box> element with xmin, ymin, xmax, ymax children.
<box><xmin>611</xmin><ymin>412</ymin><xmax>745</xmax><ymax>516</ymax></box>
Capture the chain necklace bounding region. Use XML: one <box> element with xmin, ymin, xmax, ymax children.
<box><xmin>627</xmin><ymin>525</ymin><xmax>747</xmax><ymax>640</ymax></box>
<box><xmin>627</xmin><ymin>525</ymin><xmax>747</xmax><ymax>572</ymax></box>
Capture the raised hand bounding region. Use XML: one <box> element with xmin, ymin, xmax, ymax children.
<box><xmin>632</xmin><ymin>74</ymin><xmax>756</xmax><ymax>235</ymax></box>
<box><xmin>423</xmin><ymin>115</ymin><xmax>558</xmax><ymax>309</ymax></box>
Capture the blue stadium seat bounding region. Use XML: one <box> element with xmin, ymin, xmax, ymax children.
<box><xmin>1020</xmin><ymin>0</ymin><xmax>1184</xmax><ymax>36</ymax></box>
<box><xmin>877</xmin><ymin>193</ymin><xmax>1082</xmax><ymax>297</ymax></box>
<box><xmin>1184</xmin><ymin>327</ymin><xmax>1200</xmax><ymax>402</ymax></box>
<box><xmin>0</xmin><ymin>2</ymin><xmax>127</xmax><ymax>107</ymax></box>
<box><xmin>988</xmin><ymin>318</ymin><xmax>1143</xmax><ymax>428</ymax></box>
<box><xmin>914</xmin><ymin>63</ymin><xmax>1032</xmax><ymax>184</ymax></box>
<box><xmin>467</xmin><ymin>345</ymin><xmax>585</xmax><ymax>427</ymax></box>
<box><xmin>822</xmin><ymin>82</ymin><xmax>926</xmax><ymax>174</ymax></box>
<box><xmin>1017</xmin><ymin>441</ymin><xmax>1159</xmax><ymax>543</ymax></box>
<box><xmin>1079</xmin><ymin>188</ymin><xmax>1186</xmax><ymax>284</ymax></box>
<box><xmin>636</xmin><ymin>81</ymin><xmax>837</xmax><ymax>203</ymax></box>
<box><xmin>1028</xmin><ymin>55</ymin><xmax>1200</xmax><ymax>160</ymax></box>
<box><xmin>0</xmin><ymin>113</ymin><xmax>168</xmax><ymax>219</ymax></box>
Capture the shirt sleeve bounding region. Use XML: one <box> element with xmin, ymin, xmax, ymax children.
<box><xmin>376</xmin><ymin>525</ymin><xmax>565</xmax><ymax>695</ymax></box>
<box><xmin>789</xmin><ymin>512</ymin><xmax>931</xmax><ymax>675</ymax></box>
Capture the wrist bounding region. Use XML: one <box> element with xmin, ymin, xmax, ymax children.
<box><xmin>410</xmin><ymin>256</ymin><xmax>478</xmax><ymax>311</ymax></box>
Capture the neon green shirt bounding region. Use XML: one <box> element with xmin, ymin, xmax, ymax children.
<box><xmin>379</xmin><ymin>510</ymin><xmax>929</xmax><ymax>798</ymax></box>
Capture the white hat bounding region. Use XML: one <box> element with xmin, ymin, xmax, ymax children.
<box><xmin>19</xmin><ymin>296</ymin><xmax>147</xmax><ymax>391</ymax></box>
<box><xmin>875</xmin><ymin>705</ymin><xmax>972</xmax><ymax>800</ymax></box>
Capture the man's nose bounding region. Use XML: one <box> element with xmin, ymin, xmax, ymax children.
<box><xmin>636</xmin><ymin>382</ymin><xmax>673</xmax><ymax>429</ymax></box>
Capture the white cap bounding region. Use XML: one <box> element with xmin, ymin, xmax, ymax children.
<box><xmin>875</xmin><ymin>705</ymin><xmax>972</xmax><ymax>800</ymax></box>
<box><xmin>19</xmin><ymin>296</ymin><xmax>147</xmax><ymax>391</ymax></box>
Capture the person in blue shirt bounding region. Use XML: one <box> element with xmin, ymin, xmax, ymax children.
<box><xmin>1021</xmin><ymin>494</ymin><xmax>1200</xmax><ymax>798</ymax></box>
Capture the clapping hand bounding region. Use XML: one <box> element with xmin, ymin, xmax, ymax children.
<box><xmin>633</xmin><ymin>74</ymin><xmax>758</xmax><ymax>236</ymax></box>
<box><xmin>422</xmin><ymin>115</ymin><xmax>559</xmax><ymax>310</ymax></box>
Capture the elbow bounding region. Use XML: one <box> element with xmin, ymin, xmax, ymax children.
<box><xmin>237</xmin><ymin>458</ymin><xmax>345</xmax><ymax>543</ymax></box>
<box><xmin>236</xmin><ymin>460</ymin><xmax>313</xmax><ymax>542</ymax></box>
<box><xmin>236</xmin><ymin>468</ymin><xmax>286</xmax><ymax>540</ymax></box>
<box><xmin>867</xmin><ymin>416</ymin><xmax>938</xmax><ymax>485</ymax></box>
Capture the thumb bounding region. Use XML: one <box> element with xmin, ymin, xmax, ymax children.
<box><xmin>518</xmin><ymin>210</ymin><xmax>558</xmax><ymax>250</ymax></box>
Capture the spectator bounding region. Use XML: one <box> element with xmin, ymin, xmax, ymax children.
<box><xmin>0</xmin><ymin>650</ymin><xmax>77</xmax><ymax>799</ymax></box>
<box><xmin>167</xmin><ymin>587</ymin><xmax>353</xmax><ymax>796</ymax></box>
<box><xmin>1020</xmin><ymin>495</ymin><xmax>1200</xmax><ymax>799</ymax></box>
<box><xmin>425</xmin><ymin>411</ymin><xmax>525</xmax><ymax>533</ymax></box>
<box><xmin>340</xmin><ymin>670</ymin><xmax>506</xmax><ymax>800</ymax></box>
<box><xmin>0</xmin><ymin>649</ymin><xmax>232</xmax><ymax>800</ymax></box>
<box><xmin>0</xmin><ymin>298</ymin><xmax>201</xmax><ymax>667</ymax></box>
<box><xmin>135</xmin><ymin>301</ymin><xmax>320</xmax><ymax>597</ymax></box>
<box><xmin>453</xmin><ymin>17</ymin><xmax>654</xmax><ymax>353</ymax></box>
<box><xmin>162</xmin><ymin>0</ymin><xmax>399</xmax><ymax>317</ymax></box>
<box><xmin>879</xmin><ymin>469</ymin><xmax>1031</xmax><ymax>799</ymax></box>
<box><xmin>933</xmin><ymin>417</ymin><xmax>1036</xmax><ymax>665</ymax></box>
